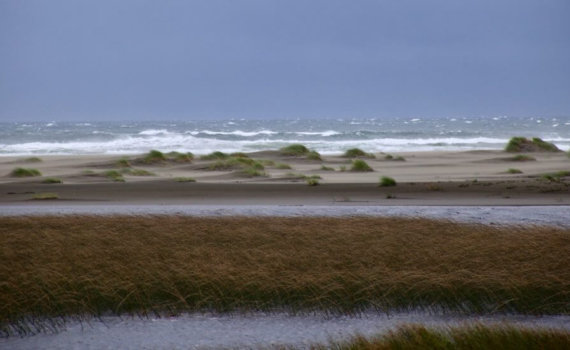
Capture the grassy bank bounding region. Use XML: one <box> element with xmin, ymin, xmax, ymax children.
<box><xmin>306</xmin><ymin>324</ymin><xmax>570</xmax><ymax>350</ymax></box>
<box><xmin>1</xmin><ymin>216</ymin><xmax>569</xmax><ymax>335</ymax></box>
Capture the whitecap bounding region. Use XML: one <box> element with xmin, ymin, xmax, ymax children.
<box><xmin>191</xmin><ymin>130</ymin><xmax>277</xmax><ymax>137</ymax></box>
<box><xmin>293</xmin><ymin>130</ymin><xmax>340</xmax><ymax>137</ymax></box>
<box><xmin>138</xmin><ymin>129</ymin><xmax>174</xmax><ymax>136</ymax></box>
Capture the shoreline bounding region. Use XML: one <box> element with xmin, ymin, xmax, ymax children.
<box><xmin>1</xmin><ymin>205</ymin><xmax>570</xmax><ymax>228</ymax></box>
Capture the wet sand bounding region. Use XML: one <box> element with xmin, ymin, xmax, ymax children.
<box><xmin>3</xmin><ymin>312</ymin><xmax>569</xmax><ymax>350</ymax></box>
<box><xmin>1</xmin><ymin>205</ymin><xmax>570</xmax><ymax>227</ymax></box>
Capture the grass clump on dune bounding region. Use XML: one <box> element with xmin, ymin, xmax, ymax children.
<box><xmin>306</xmin><ymin>150</ymin><xmax>322</xmax><ymax>160</ymax></box>
<box><xmin>41</xmin><ymin>177</ymin><xmax>63</xmax><ymax>184</ymax></box>
<box><xmin>1</xmin><ymin>216</ymin><xmax>569</xmax><ymax>336</ymax></box>
<box><xmin>102</xmin><ymin>170</ymin><xmax>125</xmax><ymax>182</ymax></box>
<box><xmin>305</xmin><ymin>178</ymin><xmax>319</xmax><ymax>186</ymax></box>
<box><xmin>509</xmin><ymin>154</ymin><xmax>536</xmax><ymax>162</ymax></box>
<box><xmin>10</xmin><ymin>167</ymin><xmax>42</xmax><ymax>177</ymax></box>
<box><xmin>121</xmin><ymin>168</ymin><xmax>155</xmax><ymax>176</ymax></box>
<box><xmin>21</xmin><ymin>157</ymin><xmax>42</xmax><ymax>163</ymax></box>
<box><xmin>275</xmin><ymin>163</ymin><xmax>292</xmax><ymax>169</ymax></box>
<box><xmin>238</xmin><ymin>167</ymin><xmax>267</xmax><ymax>177</ymax></box>
<box><xmin>350</xmin><ymin>159</ymin><xmax>373</xmax><ymax>172</ymax></box>
<box><xmin>283</xmin><ymin>172</ymin><xmax>307</xmax><ymax>179</ymax></box>
<box><xmin>320</xmin><ymin>165</ymin><xmax>335</xmax><ymax>171</ymax></box>
<box><xmin>379</xmin><ymin>176</ymin><xmax>396</xmax><ymax>187</ymax></box>
<box><xmin>318</xmin><ymin>324</ymin><xmax>570</xmax><ymax>350</ymax></box>
<box><xmin>174</xmin><ymin>177</ymin><xmax>196</xmax><ymax>182</ymax></box>
<box><xmin>541</xmin><ymin>171</ymin><xmax>570</xmax><ymax>182</ymax></box>
<box><xmin>505</xmin><ymin>137</ymin><xmax>560</xmax><ymax>152</ymax></box>
<box><xmin>115</xmin><ymin>158</ymin><xmax>131</xmax><ymax>168</ymax></box>
<box><xmin>209</xmin><ymin>157</ymin><xmax>265</xmax><ymax>172</ymax></box>
<box><xmin>385</xmin><ymin>154</ymin><xmax>406</xmax><ymax>161</ymax></box>
<box><xmin>208</xmin><ymin>158</ymin><xmax>241</xmax><ymax>170</ymax></box>
<box><xmin>279</xmin><ymin>144</ymin><xmax>309</xmax><ymax>156</ymax></box>
<box><xmin>343</xmin><ymin>148</ymin><xmax>375</xmax><ymax>158</ymax></box>
<box><xmin>260</xmin><ymin>159</ymin><xmax>275</xmax><ymax>166</ymax></box>
<box><xmin>507</xmin><ymin>168</ymin><xmax>523</xmax><ymax>174</ymax></box>
<box><xmin>167</xmin><ymin>151</ymin><xmax>194</xmax><ymax>162</ymax></box>
<box><xmin>142</xmin><ymin>150</ymin><xmax>167</xmax><ymax>164</ymax></box>
<box><xmin>32</xmin><ymin>192</ymin><xmax>58</xmax><ymax>200</ymax></box>
<box><xmin>280</xmin><ymin>144</ymin><xmax>322</xmax><ymax>160</ymax></box>
<box><xmin>229</xmin><ymin>152</ymin><xmax>249</xmax><ymax>158</ymax></box>
<box><xmin>200</xmin><ymin>151</ymin><xmax>229</xmax><ymax>160</ymax></box>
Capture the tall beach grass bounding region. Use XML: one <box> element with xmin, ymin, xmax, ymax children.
<box><xmin>1</xmin><ymin>216</ymin><xmax>568</xmax><ymax>335</ymax></box>
<box><xmin>309</xmin><ymin>324</ymin><xmax>570</xmax><ymax>350</ymax></box>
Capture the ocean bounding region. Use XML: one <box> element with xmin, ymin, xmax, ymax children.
<box><xmin>1</xmin><ymin>116</ymin><xmax>569</xmax><ymax>155</ymax></box>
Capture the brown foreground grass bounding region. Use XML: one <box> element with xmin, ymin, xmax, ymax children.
<box><xmin>305</xmin><ymin>324</ymin><xmax>570</xmax><ymax>350</ymax></box>
<box><xmin>1</xmin><ymin>216</ymin><xmax>569</xmax><ymax>335</ymax></box>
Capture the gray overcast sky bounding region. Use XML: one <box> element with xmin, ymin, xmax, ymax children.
<box><xmin>1</xmin><ymin>0</ymin><xmax>569</xmax><ymax>121</ymax></box>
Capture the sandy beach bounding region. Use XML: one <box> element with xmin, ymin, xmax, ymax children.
<box><xmin>0</xmin><ymin>149</ymin><xmax>568</xmax><ymax>206</ymax></box>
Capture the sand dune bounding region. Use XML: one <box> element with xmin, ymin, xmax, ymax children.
<box><xmin>0</xmin><ymin>150</ymin><xmax>568</xmax><ymax>205</ymax></box>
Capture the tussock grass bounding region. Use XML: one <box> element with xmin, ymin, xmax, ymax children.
<box><xmin>32</xmin><ymin>192</ymin><xmax>58</xmax><ymax>200</ymax></box>
<box><xmin>207</xmin><ymin>157</ymin><xmax>266</xmax><ymax>177</ymax></box>
<box><xmin>174</xmin><ymin>177</ymin><xmax>196</xmax><ymax>182</ymax></box>
<box><xmin>283</xmin><ymin>173</ymin><xmax>320</xmax><ymax>180</ymax></box>
<box><xmin>115</xmin><ymin>158</ymin><xmax>131</xmax><ymax>168</ymax></box>
<box><xmin>507</xmin><ymin>168</ymin><xmax>523</xmax><ymax>174</ymax></box>
<box><xmin>21</xmin><ymin>157</ymin><xmax>42</xmax><ymax>163</ymax></box>
<box><xmin>275</xmin><ymin>162</ymin><xmax>292</xmax><ymax>169</ymax></box>
<box><xmin>208</xmin><ymin>158</ymin><xmax>264</xmax><ymax>171</ymax></box>
<box><xmin>200</xmin><ymin>151</ymin><xmax>229</xmax><ymax>160</ymax></box>
<box><xmin>166</xmin><ymin>151</ymin><xmax>194</xmax><ymax>162</ymax></box>
<box><xmin>379</xmin><ymin>176</ymin><xmax>396</xmax><ymax>187</ymax></box>
<box><xmin>509</xmin><ymin>154</ymin><xmax>536</xmax><ymax>162</ymax></box>
<box><xmin>279</xmin><ymin>144</ymin><xmax>321</xmax><ymax>160</ymax></box>
<box><xmin>343</xmin><ymin>148</ymin><xmax>375</xmax><ymax>158</ymax></box>
<box><xmin>350</xmin><ymin>159</ymin><xmax>373</xmax><ymax>172</ymax></box>
<box><xmin>238</xmin><ymin>167</ymin><xmax>267</xmax><ymax>177</ymax></box>
<box><xmin>306</xmin><ymin>178</ymin><xmax>320</xmax><ymax>186</ymax></box>
<box><xmin>229</xmin><ymin>152</ymin><xmax>249</xmax><ymax>158</ymax></box>
<box><xmin>1</xmin><ymin>216</ymin><xmax>569</xmax><ymax>335</ymax></box>
<box><xmin>102</xmin><ymin>170</ymin><xmax>125</xmax><ymax>182</ymax></box>
<box><xmin>306</xmin><ymin>150</ymin><xmax>322</xmax><ymax>160</ymax></box>
<box><xmin>236</xmin><ymin>158</ymin><xmax>264</xmax><ymax>169</ymax></box>
<box><xmin>260</xmin><ymin>159</ymin><xmax>275</xmax><ymax>166</ymax></box>
<box><xmin>41</xmin><ymin>177</ymin><xmax>63</xmax><ymax>184</ymax></box>
<box><xmin>541</xmin><ymin>171</ymin><xmax>570</xmax><ymax>182</ymax></box>
<box><xmin>385</xmin><ymin>154</ymin><xmax>406</xmax><ymax>161</ymax></box>
<box><xmin>283</xmin><ymin>172</ymin><xmax>307</xmax><ymax>179</ymax></box>
<box><xmin>120</xmin><ymin>168</ymin><xmax>155</xmax><ymax>176</ymax></box>
<box><xmin>320</xmin><ymin>165</ymin><xmax>335</xmax><ymax>171</ymax></box>
<box><xmin>505</xmin><ymin>137</ymin><xmax>560</xmax><ymax>152</ymax></box>
<box><xmin>313</xmin><ymin>324</ymin><xmax>570</xmax><ymax>350</ymax></box>
<box><xmin>280</xmin><ymin>144</ymin><xmax>310</xmax><ymax>156</ymax></box>
<box><xmin>142</xmin><ymin>150</ymin><xmax>167</xmax><ymax>164</ymax></box>
<box><xmin>10</xmin><ymin>167</ymin><xmax>42</xmax><ymax>177</ymax></box>
<box><xmin>208</xmin><ymin>158</ymin><xmax>242</xmax><ymax>170</ymax></box>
